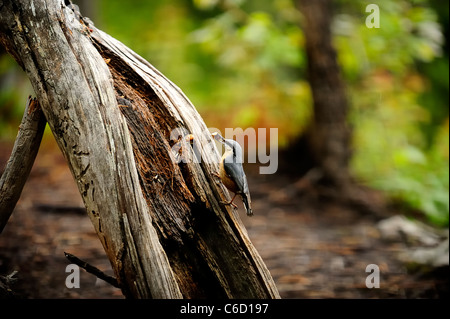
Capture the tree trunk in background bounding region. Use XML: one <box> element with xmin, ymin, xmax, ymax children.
<box><xmin>299</xmin><ymin>0</ymin><xmax>353</xmax><ymax>191</ymax></box>
<box><xmin>0</xmin><ymin>0</ymin><xmax>279</xmax><ymax>299</ymax></box>
<box><xmin>295</xmin><ymin>0</ymin><xmax>385</xmax><ymax>215</ymax></box>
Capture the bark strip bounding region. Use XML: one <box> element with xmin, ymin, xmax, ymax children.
<box><xmin>0</xmin><ymin>96</ymin><xmax>46</xmax><ymax>233</ymax></box>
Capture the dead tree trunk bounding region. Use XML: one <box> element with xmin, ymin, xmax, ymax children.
<box><xmin>0</xmin><ymin>0</ymin><xmax>279</xmax><ymax>299</ymax></box>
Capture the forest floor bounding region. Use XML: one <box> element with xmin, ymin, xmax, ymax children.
<box><xmin>0</xmin><ymin>137</ymin><xmax>448</xmax><ymax>299</ymax></box>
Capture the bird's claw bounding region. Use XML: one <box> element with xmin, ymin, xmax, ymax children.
<box><xmin>220</xmin><ymin>200</ymin><xmax>238</xmax><ymax>209</ymax></box>
<box><xmin>212</xmin><ymin>172</ymin><xmax>222</xmax><ymax>184</ymax></box>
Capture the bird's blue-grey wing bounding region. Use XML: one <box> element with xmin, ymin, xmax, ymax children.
<box><xmin>223</xmin><ymin>155</ymin><xmax>247</xmax><ymax>194</ymax></box>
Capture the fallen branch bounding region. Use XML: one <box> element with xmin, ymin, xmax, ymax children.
<box><xmin>35</xmin><ymin>204</ymin><xmax>86</xmax><ymax>215</ymax></box>
<box><xmin>64</xmin><ymin>252</ymin><xmax>120</xmax><ymax>288</ymax></box>
<box><xmin>0</xmin><ymin>96</ymin><xmax>46</xmax><ymax>233</ymax></box>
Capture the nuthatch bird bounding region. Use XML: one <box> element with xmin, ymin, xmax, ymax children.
<box><xmin>212</xmin><ymin>132</ymin><xmax>253</xmax><ymax>216</ymax></box>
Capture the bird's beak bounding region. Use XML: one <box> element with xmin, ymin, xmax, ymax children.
<box><xmin>212</xmin><ymin>132</ymin><xmax>225</xmax><ymax>143</ymax></box>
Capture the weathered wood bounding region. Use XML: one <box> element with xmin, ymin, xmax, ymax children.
<box><xmin>0</xmin><ymin>0</ymin><xmax>280</xmax><ymax>299</ymax></box>
<box><xmin>0</xmin><ymin>96</ymin><xmax>46</xmax><ymax>234</ymax></box>
<box><xmin>0</xmin><ymin>0</ymin><xmax>182</xmax><ymax>299</ymax></box>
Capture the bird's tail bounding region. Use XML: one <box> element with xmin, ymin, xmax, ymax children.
<box><xmin>241</xmin><ymin>193</ymin><xmax>253</xmax><ymax>216</ymax></box>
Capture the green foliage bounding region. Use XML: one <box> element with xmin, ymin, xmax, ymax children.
<box><xmin>0</xmin><ymin>54</ymin><xmax>32</xmax><ymax>138</ymax></box>
<box><xmin>335</xmin><ymin>0</ymin><xmax>448</xmax><ymax>226</ymax></box>
<box><xmin>350</xmin><ymin>77</ymin><xmax>449</xmax><ymax>226</ymax></box>
<box><xmin>188</xmin><ymin>0</ymin><xmax>310</xmax><ymax>142</ymax></box>
<box><xmin>334</xmin><ymin>0</ymin><xmax>444</xmax><ymax>77</ymax></box>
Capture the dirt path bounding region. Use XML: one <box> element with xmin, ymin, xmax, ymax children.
<box><xmin>0</xmin><ymin>139</ymin><xmax>447</xmax><ymax>298</ymax></box>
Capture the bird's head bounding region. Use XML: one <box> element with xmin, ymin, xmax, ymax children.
<box><xmin>212</xmin><ymin>132</ymin><xmax>243</xmax><ymax>162</ymax></box>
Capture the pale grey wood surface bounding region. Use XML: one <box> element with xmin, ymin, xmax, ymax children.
<box><xmin>0</xmin><ymin>97</ymin><xmax>46</xmax><ymax>234</ymax></box>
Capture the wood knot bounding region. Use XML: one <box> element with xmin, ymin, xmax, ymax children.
<box><xmin>27</xmin><ymin>96</ymin><xmax>41</xmax><ymax>115</ymax></box>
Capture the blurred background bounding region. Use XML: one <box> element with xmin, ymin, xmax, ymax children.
<box><xmin>0</xmin><ymin>0</ymin><xmax>448</xmax><ymax>298</ymax></box>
